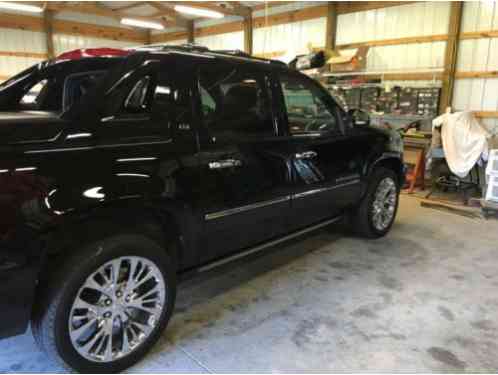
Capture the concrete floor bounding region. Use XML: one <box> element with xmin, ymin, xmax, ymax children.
<box><xmin>1</xmin><ymin>195</ymin><xmax>498</xmax><ymax>372</ymax></box>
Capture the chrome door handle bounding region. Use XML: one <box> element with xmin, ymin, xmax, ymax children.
<box><xmin>209</xmin><ymin>159</ymin><xmax>242</xmax><ymax>169</ymax></box>
<box><xmin>295</xmin><ymin>151</ymin><xmax>317</xmax><ymax>160</ymax></box>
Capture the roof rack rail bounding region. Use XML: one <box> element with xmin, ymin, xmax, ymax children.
<box><xmin>210</xmin><ymin>49</ymin><xmax>286</xmax><ymax>66</ymax></box>
<box><xmin>130</xmin><ymin>43</ymin><xmax>286</xmax><ymax>66</ymax></box>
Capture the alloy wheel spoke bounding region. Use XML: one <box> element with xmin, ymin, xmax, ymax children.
<box><xmin>122</xmin><ymin>325</ymin><xmax>132</xmax><ymax>353</ymax></box>
<box><xmin>81</xmin><ymin>326</ymin><xmax>106</xmax><ymax>352</ymax></box>
<box><xmin>111</xmin><ymin>259</ymin><xmax>122</xmax><ymax>285</ymax></box>
<box><xmin>85</xmin><ymin>277</ymin><xmax>109</xmax><ymax>296</ymax></box>
<box><xmin>70</xmin><ymin>317</ymin><xmax>97</xmax><ymax>341</ymax></box>
<box><xmin>73</xmin><ymin>297</ymin><xmax>100</xmax><ymax>313</ymax></box>
<box><xmin>130</xmin><ymin>321</ymin><xmax>153</xmax><ymax>336</ymax></box>
<box><xmin>103</xmin><ymin>320</ymin><xmax>114</xmax><ymax>361</ymax></box>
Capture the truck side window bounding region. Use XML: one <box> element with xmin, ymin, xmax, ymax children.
<box><xmin>279</xmin><ymin>73</ymin><xmax>339</xmax><ymax>135</ymax></box>
<box><xmin>198</xmin><ymin>66</ymin><xmax>275</xmax><ymax>139</ymax></box>
<box><xmin>20</xmin><ymin>80</ymin><xmax>48</xmax><ymax>108</ymax></box>
<box><xmin>103</xmin><ymin>62</ymin><xmax>158</xmax><ymax>118</ymax></box>
<box><xmin>122</xmin><ymin>75</ymin><xmax>154</xmax><ymax>114</ymax></box>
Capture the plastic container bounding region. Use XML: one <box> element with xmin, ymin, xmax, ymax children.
<box><xmin>485</xmin><ymin>174</ymin><xmax>498</xmax><ymax>203</ymax></box>
<box><xmin>486</xmin><ymin>149</ymin><xmax>498</xmax><ymax>176</ymax></box>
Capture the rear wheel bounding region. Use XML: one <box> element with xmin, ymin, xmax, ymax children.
<box><xmin>350</xmin><ymin>167</ymin><xmax>400</xmax><ymax>238</ymax></box>
<box><xmin>32</xmin><ymin>234</ymin><xmax>176</xmax><ymax>373</ymax></box>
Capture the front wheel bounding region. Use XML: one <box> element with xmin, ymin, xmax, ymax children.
<box><xmin>32</xmin><ymin>234</ymin><xmax>176</xmax><ymax>373</ymax></box>
<box><xmin>350</xmin><ymin>167</ymin><xmax>400</xmax><ymax>238</ymax></box>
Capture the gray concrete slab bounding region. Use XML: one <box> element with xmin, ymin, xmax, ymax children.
<box><xmin>1</xmin><ymin>195</ymin><xmax>498</xmax><ymax>372</ymax></box>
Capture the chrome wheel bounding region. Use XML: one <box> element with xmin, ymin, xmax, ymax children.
<box><xmin>371</xmin><ymin>177</ymin><xmax>397</xmax><ymax>231</ymax></box>
<box><xmin>68</xmin><ymin>256</ymin><xmax>166</xmax><ymax>363</ymax></box>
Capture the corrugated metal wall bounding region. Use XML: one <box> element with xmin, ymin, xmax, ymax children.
<box><xmin>336</xmin><ymin>2</ymin><xmax>450</xmax><ymax>73</ymax></box>
<box><xmin>53</xmin><ymin>11</ymin><xmax>137</xmax><ymax>54</ymax></box>
<box><xmin>0</xmin><ymin>28</ymin><xmax>46</xmax><ymax>78</ymax></box>
<box><xmin>196</xmin><ymin>31</ymin><xmax>244</xmax><ymax>51</ymax></box>
<box><xmin>254</xmin><ymin>17</ymin><xmax>326</xmax><ymax>61</ymax></box>
<box><xmin>453</xmin><ymin>1</ymin><xmax>498</xmax><ymax>133</ymax></box>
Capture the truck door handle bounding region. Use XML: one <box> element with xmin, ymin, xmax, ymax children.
<box><xmin>295</xmin><ymin>151</ymin><xmax>317</xmax><ymax>160</ymax></box>
<box><xmin>209</xmin><ymin>159</ymin><xmax>242</xmax><ymax>169</ymax></box>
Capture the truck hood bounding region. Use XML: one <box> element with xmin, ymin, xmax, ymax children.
<box><xmin>0</xmin><ymin>111</ymin><xmax>64</xmax><ymax>145</ymax></box>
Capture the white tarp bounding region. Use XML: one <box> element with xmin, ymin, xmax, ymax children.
<box><xmin>433</xmin><ymin>111</ymin><xmax>489</xmax><ymax>178</ymax></box>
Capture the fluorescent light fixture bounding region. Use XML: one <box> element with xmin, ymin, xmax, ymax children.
<box><xmin>121</xmin><ymin>18</ymin><xmax>164</xmax><ymax>30</ymax></box>
<box><xmin>174</xmin><ymin>5</ymin><xmax>224</xmax><ymax>19</ymax></box>
<box><xmin>0</xmin><ymin>1</ymin><xmax>43</xmax><ymax>13</ymax></box>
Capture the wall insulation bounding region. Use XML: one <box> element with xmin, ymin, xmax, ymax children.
<box><xmin>0</xmin><ymin>28</ymin><xmax>46</xmax><ymax>79</ymax></box>
<box><xmin>196</xmin><ymin>31</ymin><xmax>244</xmax><ymax>51</ymax></box>
<box><xmin>336</xmin><ymin>2</ymin><xmax>450</xmax><ymax>73</ymax></box>
<box><xmin>254</xmin><ymin>17</ymin><xmax>326</xmax><ymax>61</ymax></box>
<box><xmin>453</xmin><ymin>1</ymin><xmax>498</xmax><ymax>133</ymax></box>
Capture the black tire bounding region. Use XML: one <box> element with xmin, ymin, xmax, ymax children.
<box><xmin>350</xmin><ymin>167</ymin><xmax>400</xmax><ymax>238</ymax></box>
<box><xmin>31</xmin><ymin>234</ymin><xmax>176</xmax><ymax>373</ymax></box>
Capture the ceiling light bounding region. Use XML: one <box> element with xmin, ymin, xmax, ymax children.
<box><xmin>121</xmin><ymin>18</ymin><xmax>164</xmax><ymax>30</ymax></box>
<box><xmin>0</xmin><ymin>1</ymin><xmax>43</xmax><ymax>13</ymax></box>
<box><xmin>174</xmin><ymin>5</ymin><xmax>224</xmax><ymax>19</ymax></box>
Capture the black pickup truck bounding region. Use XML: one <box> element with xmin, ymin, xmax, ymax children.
<box><xmin>0</xmin><ymin>45</ymin><xmax>404</xmax><ymax>372</ymax></box>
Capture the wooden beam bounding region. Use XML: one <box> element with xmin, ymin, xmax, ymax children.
<box><xmin>439</xmin><ymin>1</ymin><xmax>463</xmax><ymax>113</ymax></box>
<box><xmin>0</xmin><ymin>11</ymin><xmax>43</xmax><ymax>32</ymax></box>
<box><xmin>455</xmin><ymin>71</ymin><xmax>498</xmax><ymax>79</ymax></box>
<box><xmin>0</xmin><ymin>50</ymin><xmax>47</xmax><ymax>58</ymax></box>
<box><xmin>337</xmin><ymin>34</ymin><xmax>449</xmax><ymax>49</ymax></box>
<box><xmin>172</xmin><ymin>1</ymin><xmax>250</xmax><ymax>17</ymax></box>
<box><xmin>229</xmin><ymin>2</ymin><xmax>253</xmax><ymax>18</ymax></box>
<box><xmin>113</xmin><ymin>2</ymin><xmax>144</xmax><ymax>12</ymax></box>
<box><xmin>244</xmin><ymin>11</ymin><xmax>253</xmax><ymax>55</ymax></box>
<box><xmin>46</xmin><ymin>2</ymin><xmax>176</xmax><ymax>29</ymax></box>
<box><xmin>474</xmin><ymin>111</ymin><xmax>498</xmax><ymax>119</ymax></box>
<box><xmin>336</xmin><ymin>1</ymin><xmax>418</xmax><ymax>15</ymax></box>
<box><xmin>460</xmin><ymin>29</ymin><xmax>498</xmax><ymax>40</ymax></box>
<box><xmin>43</xmin><ymin>9</ymin><xmax>55</xmax><ymax>59</ymax></box>
<box><xmin>187</xmin><ymin>20</ymin><xmax>194</xmax><ymax>43</ymax></box>
<box><xmin>325</xmin><ymin>2</ymin><xmax>337</xmax><ymax>51</ymax></box>
<box><xmin>147</xmin><ymin>2</ymin><xmax>189</xmax><ymax>28</ymax></box>
<box><xmin>250</xmin><ymin>2</ymin><xmax>294</xmax><ymax>12</ymax></box>
<box><xmin>253</xmin><ymin>5</ymin><xmax>328</xmax><ymax>28</ymax></box>
<box><xmin>54</xmin><ymin>18</ymin><xmax>147</xmax><ymax>43</ymax></box>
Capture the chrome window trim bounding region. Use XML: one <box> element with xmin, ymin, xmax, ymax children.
<box><xmin>25</xmin><ymin>139</ymin><xmax>172</xmax><ymax>154</ymax></box>
<box><xmin>205</xmin><ymin>195</ymin><xmax>291</xmax><ymax>221</ymax></box>
<box><xmin>204</xmin><ymin>178</ymin><xmax>360</xmax><ymax>221</ymax></box>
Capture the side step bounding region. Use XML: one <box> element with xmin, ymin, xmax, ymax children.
<box><xmin>197</xmin><ymin>216</ymin><xmax>342</xmax><ymax>273</ymax></box>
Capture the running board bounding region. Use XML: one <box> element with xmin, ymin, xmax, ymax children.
<box><xmin>197</xmin><ymin>216</ymin><xmax>342</xmax><ymax>273</ymax></box>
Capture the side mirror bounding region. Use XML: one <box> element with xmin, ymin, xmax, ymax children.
<box><xmin>348</xmin><ymin>108</ymin><xmax>370</xmax><ymax>127</ymax></box>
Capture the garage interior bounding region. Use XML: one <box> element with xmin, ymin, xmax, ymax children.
<box><xmin>1</xmin><ymin>0</ymin><xmax>498</xmax><ymax>372</ymax></box>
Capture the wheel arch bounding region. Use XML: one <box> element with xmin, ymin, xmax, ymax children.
<box><xmin>40</xmin><ymin>199</ymin><xmax>197</xmax><ymax>276</ymax></box>
<box><xmin>367</xmin><ymin>153</ymin><xmax>405</xmax><ymax>188</ymax></box>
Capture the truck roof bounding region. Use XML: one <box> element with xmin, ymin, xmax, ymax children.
<box><xmin>56</xmin><ymin>44</ymin><xmax>287</xmax><ymax>68</ymax></box>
